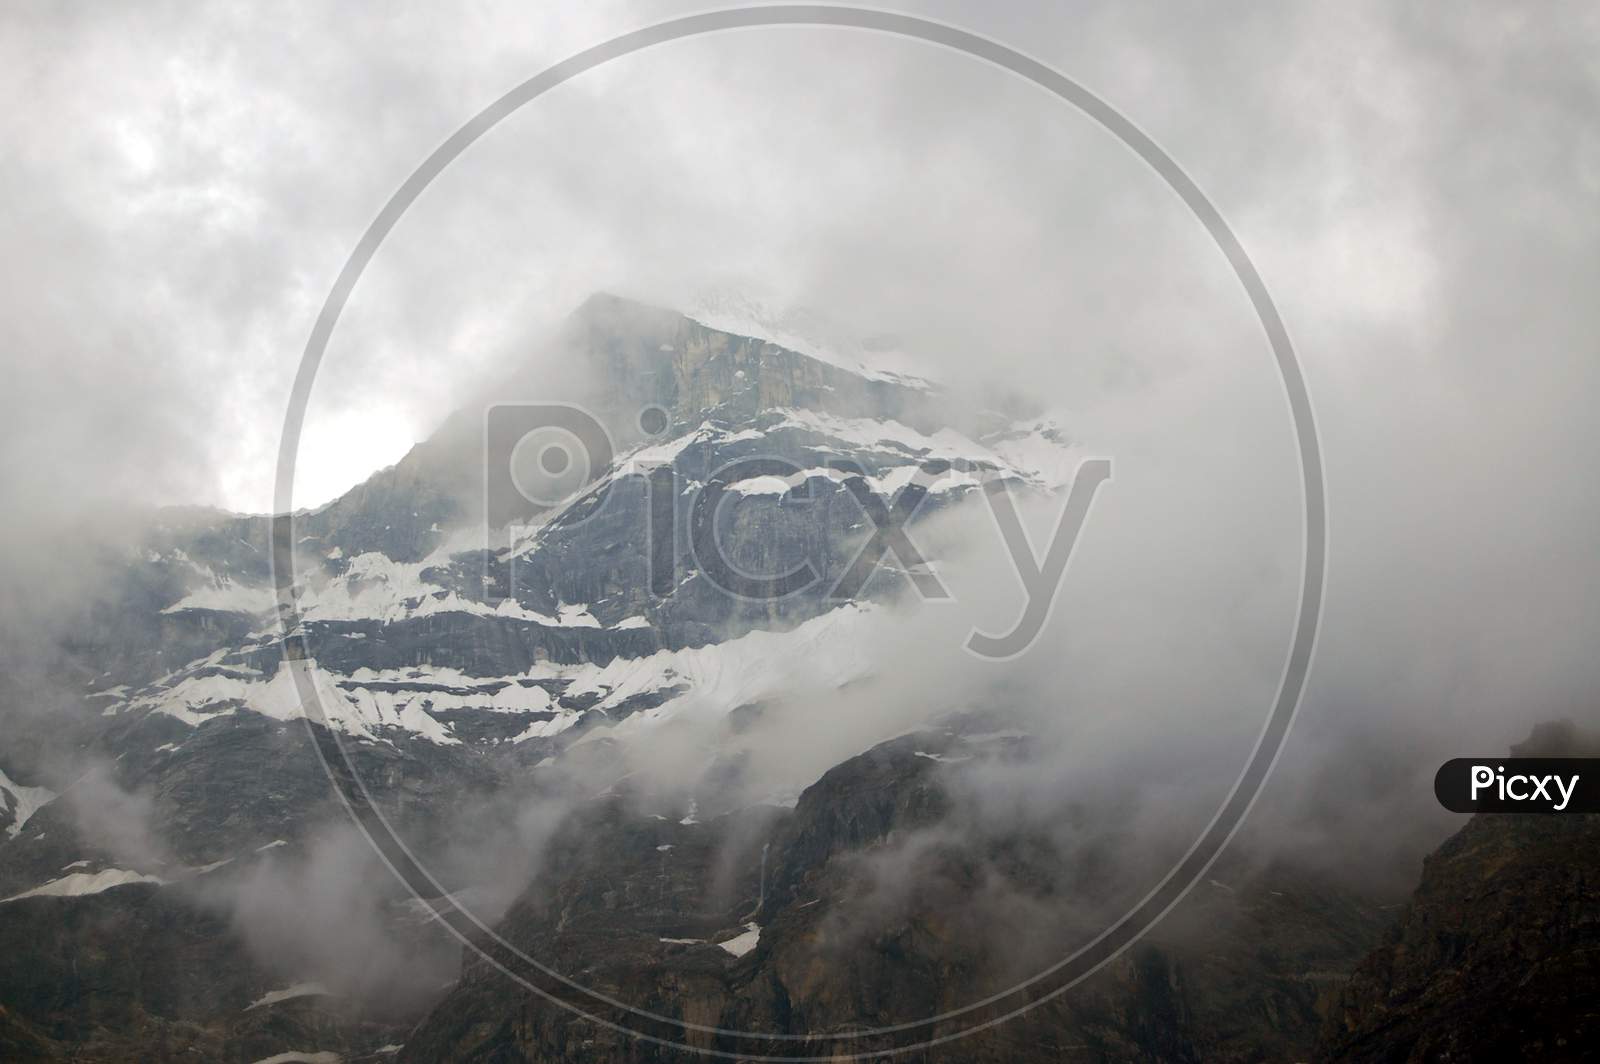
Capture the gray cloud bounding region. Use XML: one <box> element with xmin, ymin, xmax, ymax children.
<box><xmin>1</xmin><ymin>0</ymin><xmax>1596</xmax><ymax>911</ymax></box>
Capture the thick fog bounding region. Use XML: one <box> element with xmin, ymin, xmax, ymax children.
<box><xmin>2</xmin><ymin>0</ymin><xmax>1597</xmax><ymax>1003</ymax></box>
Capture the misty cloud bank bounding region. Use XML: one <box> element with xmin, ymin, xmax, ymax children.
<box><xmin>0</xmin><ymin>0</ymin><xmax>1596</xmax><ymax>1015</ymax></box>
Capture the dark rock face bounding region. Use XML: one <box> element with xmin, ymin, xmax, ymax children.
<box><xmin>398</xmin><ymin>731</ymin><xmax>1391</xmax><ymax>1063</ymax></box>
<box><xmin>1322</xmin><ymin>813</ymin><xmax>1600</xmax><ymax>1064</ymax></box>
<box><xmin>0</xmin><ymin>882</ymin><xmax>416</xmax><ymax>1062</ymax></box>
<box><xmin>1321</xmin><ymin>724</ymin><xmax>1600</xmax><ymax>1063</ymax></box>
<box><xmin>0</xmin><ymin>1002</ymin><xmax>62</xmax><ymax>1063</ymax></box>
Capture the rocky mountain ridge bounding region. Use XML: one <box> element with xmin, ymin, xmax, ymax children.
<box><xmin>0</xmin><ymin>293</ymin><xmax>1090</xmax><ymax>1060</ymax></box>
<box><xmin>2</xmin><ymin>293</ymin><xmax>1574</xmax><ymax>1062</ymax></box>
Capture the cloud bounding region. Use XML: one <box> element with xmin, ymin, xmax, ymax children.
<box><xmin>198</xmin><ymin>824</ymin><xmax>460</xmax><ymax>1008</ymax></box>
<box><xmin>58</xmin><ymin>760</ymin><xmax>167</xmax><ymax>869</ymax></box>
<box><xmin>0</xmin><ymin>0</ymin><xmax>1596</xmax><ymax>921</ymax></box>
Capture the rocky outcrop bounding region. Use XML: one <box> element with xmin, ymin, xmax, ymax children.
<box><xmin>1321</xmin><ymin>813</ymin><xmax>1600</xmax><ymax>1063</ymax></box>
<box><xmin>400</xmin><ymin>730</ymin><xmax>1391</xmax><ymax>1062</ymax></box>
<box><xmin>0</xmin><ymin>1003</ymin><xmax>62</xmax><ymax>1063</ymax></box>
<box><xmin>1321</xmin><ymin>724</ymin><xmax>1600</xmax><ymax>1063</ymax></box>
<box><xmin>0</xmin><ymin>881</ymin><xmax>416</xmax><ymax>1062</ymax></box>
<box><xmin>0</xmin><ymin>292</ymin><xmax>1419</xmax><ymax>1062</ymax></box>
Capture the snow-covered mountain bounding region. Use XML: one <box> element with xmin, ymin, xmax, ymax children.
<box><xmin>61</xmin><ymin>293</ymin><xmax>1079</xmax><ymax>756</ymax></box>
<box><xmin>0</xmin><ymin>293</ymin><xmax>1097</xmax><ymax>1056</ymax></box>
<box><xmin>0</xmin><ymin>293</ymin><xmax>1408</xmax><ymax>1063</ymax></box>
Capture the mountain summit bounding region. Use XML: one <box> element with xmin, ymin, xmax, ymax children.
<box><xmin>0</xmin><ymin>293</ymin><xmax>1405</xmax><ymax>1063</ymax></box>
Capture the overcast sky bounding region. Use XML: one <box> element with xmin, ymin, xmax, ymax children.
<box><xmin>3</xmin><ymin>1</ymin><xmax>1597</xmax><ymax>785</ymax></box>
<box><xmin>5</xmin><ymin>0</ymin><xmax>1589</xmax><ymax>513</ymax></box>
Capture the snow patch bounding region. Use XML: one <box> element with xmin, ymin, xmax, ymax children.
<box><xmin>247</xmin><ymin>981</ymin><xmax>332</xmax><ymax>1010</ymax></box>
<box><xmin>718</xmin><ymin>923</ymin><xmax>761</xmax><ymax>958</ymax></box>
<box><xmin>161</xmin><ymin>561</ymin><xmax>277</xmax><ymax>616</ymax></box>
<box><xmin>557</xmin><ymin>603</ymin><xmax>601</xmax><ymax>628</ymax></box>
<box><xmin>2</xmin><ymin>868</ymin><xmax>166</xmax><ymax>902</ymax></box>
<box><xmin>507</xmin><ymin>714</ymin><xmax>581</xmax><ymax>743</ymax></box>
<box><xmin>609</xmin><ymin>421</ymin><xmax>762</xmax><ymax>479</ymax></box>
<box><xmin>0</xmin><ymin>767</ymin><xmax>56</xmax><ymax>838</ymax></box>
<box><xmin>558</xmin><ymin>606</ymin><xmax>876</xmax><ymax>740</ymax></box>
<box><xmin>771</xmin><ymin>408</ymin><xmax>1004</xmax><ymax>466</ymax></box>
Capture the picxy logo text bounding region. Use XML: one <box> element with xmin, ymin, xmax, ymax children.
<box><xmin>1434</xmin><ymin>757</ymin><xmax>1597</xmax><ymax>814</ymax></box>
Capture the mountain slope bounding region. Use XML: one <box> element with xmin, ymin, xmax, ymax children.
<box><xmin>0</xmin><ymin>292</ymin><xmax>1407</xmax><ymax>1063</ymax></box>
<box><xmin>398</xmin><ymin>727</ymin><xmax>1391</xmax><ymax>1063</ymax></box>
<box><xmin>0</xmin><ymin>293</ymin><xmax>1086</xmax><ymax>1061</ymax></box>
<box><xmin>1321</xmin><ymin>724</ymin><xmax>1600</xmax><ymax>1063</ymax></box>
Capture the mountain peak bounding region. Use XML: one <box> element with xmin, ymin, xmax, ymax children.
<box><xmin>684</xmin><ymin>286</ymin><xmax>934</xmax><ymax>389</ymax></box>
<box><xmin>565</xmin><ymin>288</ymin><xmax>935</xmax><ymax>392</ymax></box>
